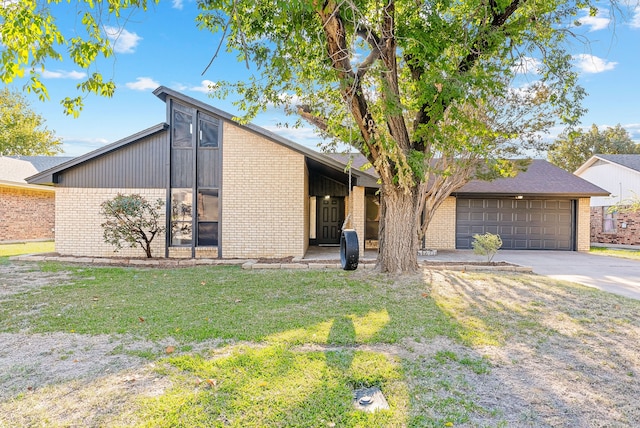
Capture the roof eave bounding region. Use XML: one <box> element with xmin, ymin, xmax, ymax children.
<box><xmin>452</xmin><ymin>191</ymin><xmax>611</xmax><ymax>198</ymax></box>
<box><xmin>0</xmin><ymin>179</ymin><xmax>56</xmax><ymax>192</ymax></box>
<box><xmin>26</xmin><ymin>123</ymin><xmax>169</xmax><ymax>185</ymax></box>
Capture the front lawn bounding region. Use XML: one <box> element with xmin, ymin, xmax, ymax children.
<box><xmin>1</xmin><ymin>263</ymin><xmax>639</xmax><ymax>427</ymax></box>
<box><xmin>0</xmin><ymin>241</ymin><xmax>54</xmax><ymax>258</ymax></box>
<box><xmin>590</xmin><ymin>245</ymin><xmax>640</xmax><ymax>260</ymax></box>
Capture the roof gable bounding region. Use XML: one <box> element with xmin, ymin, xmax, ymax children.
<box><xmin>27</xmin><ymin>87</ymin><xmax>377</xmax><ymax>186</ymax></box>
<box><xmin>26</xmin><ymin>124</ymin><xmax>169</xmax><ymax>185</ymax></box>
<box><xmin>153</xmin><ymin>86</ymin><xmax>377</xmax><ymax>184</ymax></box>
<box><xmin>575</xmin><ymin>154</ymin><xmax>640</xmax><ymax>176</ymax></box>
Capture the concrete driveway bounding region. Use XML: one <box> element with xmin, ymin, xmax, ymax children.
<box><xmin>435</xmin><ymin>250</ymin><xmax>640</xmax><ymax>300</ymax></box>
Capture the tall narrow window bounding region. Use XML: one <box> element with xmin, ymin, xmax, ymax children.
<box><xmin>365</xmin><ymin>193</ymin><xmax>380</xmax><ymax>240</ymax></box>
<box><xmin>171</xmin><ymin>189</ymin><xmax>193</xmax><ymax>245</ymax></box>
<box><xmin>603</xmin><ymin>207</ymin><xmax>616</xmax><ymax>233</ymax></box>
<box><xmin>173</xmin><ymin>110</ymin><xmax>193</xmax><ymax>148</ymax></box>
<box><xmin>199</xmin><ymin>118</ymin><xmax>219</xmax><ymax>148</ymax></box>
<box><xmin>197</xmin><ymin>189</ymin><xmax>219</xmax><ymax>246</ymax></box>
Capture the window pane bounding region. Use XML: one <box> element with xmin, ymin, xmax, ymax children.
<box><xmin>171</xmin><ymin>189</ymin><xmax>192</xmax><ymax>245</ymax></box>
<box><xmin>603</xmin><ymin>207</ymin><xmax>616</xmax><ymax>233</ymax></box>
<box><xmin>171</xmin><ymin>221</ymin><xmax>193</xmax><ymax>246</ymax></box>
<box><xmin>173</xmin><ymin>110</ymin><xmax>192</xmax><ymax>148</ymax></box>
<box><xmin>198</xmin><ymin>189</ymin><xmax>219</xmax><ymax>221</ymax></box>
<box><xmin>198</xmin><ymin>222</ymin><xmax>218</xmax><ymax>246</ymax></box>
<box><xmin>199</xmin><ymin>119</ymin><xmax>219</xmax><ymax>148</ymax></box>
<box><xmin>365</xmin><ymin>195</ymin><xmax>380</xmax><ymax>240</ymax></box>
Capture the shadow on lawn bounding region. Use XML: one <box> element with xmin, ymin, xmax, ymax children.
<box><xmin>429</xmin><ymin>269</ymin><xmax>640</xmax><ymax>426</ymax></box>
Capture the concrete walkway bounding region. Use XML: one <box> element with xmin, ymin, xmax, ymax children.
<box><xmin>426</xmin><ymin>249</ymin><xmax>640</xmax><ymax>301</ymax></box>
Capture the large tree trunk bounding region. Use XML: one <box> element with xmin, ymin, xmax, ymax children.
<box><xmin>377</xmin><ymin>183</ymin><xmax>421</xmax><ymax>273</ymax></box>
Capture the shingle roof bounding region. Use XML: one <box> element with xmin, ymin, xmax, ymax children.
<box><xmin>8</xmin><ymin>155</ymin><xmax>75</xmax><ymax>172</ymax></box>
<box><xmin>592</xmin><ymin>154</ymin><xmax>640</xmax><ymax>173</ymax></box>
<box><xmin>326</xmin><ymin>155</ymin><xmax>608</xmax><ymax>197</ymax></box>
<box><xmin>1</xmin><ymin>156</ymin><xmax>74</xmax><ymax>183</ymax></box>
<box><xmin>455</xmin><ymin>159</ymin><xmax>609</xmax><ymax>196</ymax></box>
<box><xmin>325</xmin><ymin>153</ymin><xmax>376</xmax><ymax>176</ymax></box>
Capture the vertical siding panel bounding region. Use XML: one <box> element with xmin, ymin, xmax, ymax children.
<box><xmin>58</xmin><ymin>131</ymin><xmax>168</xmax><ymax>188</ymax></box>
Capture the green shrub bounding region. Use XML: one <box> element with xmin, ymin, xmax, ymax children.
<box><xmin>100</xmin><ymin>193</ymin><xmax>165</xmax><ymax>258</ymax></box>
<box><xmin>472</xmin><ymin>233</ymin><xmax>502</xmax><ymax>262</ymax></box>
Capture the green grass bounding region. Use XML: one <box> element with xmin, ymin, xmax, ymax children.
<box><xmin>4</xmin><ymin>262</ymin><xmax>639</xmax><ymax>426</ymax></box>
<box><xmin>138</xmin><ymin>346</ymin><xmax>407</xmax><ymax>427</ymax></box>
<box><xmin>1</xmin><ymin>264</ymin><xmax>458</xmax><ymax>345</ymax></box>
<box><xmin>0</xmin><ymin>241</ymin><xmax>54</xmax><ymax>257</ymax></box>
<box><xmin>590</xmin><ymin>246</ymin><xmax>640</xmax><ymax>260</ymax></box>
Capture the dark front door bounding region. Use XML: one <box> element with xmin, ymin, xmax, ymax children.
<box><xmin>317</xmin><ymin>197</ymin><xmax>344</xmax><ymax>245</ymax></box>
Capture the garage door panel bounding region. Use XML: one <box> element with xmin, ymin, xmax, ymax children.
<box><xmin>456</xmin><ymin>198</ymin><xmax>574</xmax><ymax>250</ymax></box>
<box><xmin>513</xmin><ymin>239</ymin><xmax>529</xmax><ymax>249</ymax></box>
<box><xmin>512</xmin><ymin>212</ymin><xmax>528</xmax><ymax>222</ymax></box>
<box><xmin>471</xmin><ymin>212</ymin><xmax>484</xmax><ymax>221</ymax></box>
<box><xmin>485</xmin><ymin>225</ymin><xmax>499</xmax><ymax>235</ymax></box>
<box><xmin>528</xmin><ymin>239</ymin><xmax>543</xmax><ymax>249</ymax></box>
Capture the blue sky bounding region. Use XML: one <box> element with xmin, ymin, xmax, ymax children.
<box><xmin>6</xmin><ymin>1</ymin><xmax>640</xmax><ymax>157</ymax></box>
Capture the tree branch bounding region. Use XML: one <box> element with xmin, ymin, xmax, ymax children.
<box><xmin>458</xmin><ymin>0</ymin><xmax>522</xmax><ymax>74</ymax></box>
<box><xmin>296</xmin><ymin>104</ymin><xmax>328</xmax><ymax>131</ymax></box>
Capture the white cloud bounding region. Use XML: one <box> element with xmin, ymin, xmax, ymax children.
<box><xmin>42</xmin><ymin>69</ymin><xmax>86</xmax><ymax>80</ymax></box>
<box><xmin>573</xmin><ymin>54</ymin><xmax>617</xmax><ymax>74</ymax></box>
<box><xmin>125</xmin><ymin>77</ymin><xmax>160</xmax><ymax>91</ymax></box>
<box><xmin>622</xmin><ymin>123</ymin><xmax>640</xmax><ymax>140</ymax></box>
<box><xmin>103</xmin><ymin>26</ymin><xmax>142</xmax><ymax>54</ymax></box>
<box><xmin>261</xmin><ymin>124</ymin><xmax>326</xmax><ymax>148</ymax></box>
<box><xmin>188</xmin><ymin>80</ymin><xmax>217</xmax><ymax>93</ymax></box>
<box><xmin>512</xmin><ymin>56</ymin><xmax>542</xmax><ymax>75</ymax></box>
<box><xmin>172</xmin><ymin>0</ymin><xmax>183</xmax><ymax>9</ymax></box>
<box><xmin>577</xmin><ymin>8</ymin><xmax>611</xmax><ymax>32</ymax></box>
<box><xmin>631</xmin><ymin>4</ymin><xmax>640</xmax><ymax>28</ymax></box>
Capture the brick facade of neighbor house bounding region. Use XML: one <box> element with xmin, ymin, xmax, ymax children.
<box><xmin>221</xmin><ymin>121</ymin><xmax>309</xmax><ymax>258</ymax></box>
<box><xmin>0</xmin><ymin>186</ymin><xmax>55</xmax><ymax>242</ymax></box>
<box><xmin>55</xmin><ymin>188</ymin><xmax>166</xmax><ymax>258</ymax></box>
<box><xmin>590</xmin><ymin>206</ymin><xmax>640</xmax><ymax>246</ymax></box>
<box><xmin>424</xmin><ymin>196</ymin><xmax>457</xmax><ymax>250</ymax></box>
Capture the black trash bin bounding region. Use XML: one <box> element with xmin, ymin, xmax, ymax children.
<box><xmin>340</xmin><ymin>229</ymin><xmax>359</xmax><ymax>270</ymax></box>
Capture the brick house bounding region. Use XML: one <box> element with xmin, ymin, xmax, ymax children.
<box><xmin>0</xmin><ymin>156</ymin><xmax>73</xmax><ymax>242</ymax></box>
<box><xmin>27</xmin><ymin>87</ymin><xmax>607</xmax><ymax>258</ymax></box>
<box><xmin>575</xmin><ymin>154</ymin><xmax>640</xmax><ymax>246</ymax></box>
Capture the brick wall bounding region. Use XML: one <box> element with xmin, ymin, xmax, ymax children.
<box><xmin>576</xmin><ymin>198</ymin><xmax>592</xmax><ymax>251</ymax></box>
<box><xmin>349</xmin><ymin>186</ymin><xmax>366</xmax><ymax>255</ymax></box>
<box><xmin>221</xmin><ymin>122</ymin><xmax>307</xmax><ymax>258</ymax></box>
<box><xmin>55</xmin><ymin>188</ymin><xmax>166</xmax><ymax>257</ymax></box>
<box><xmin>0</xmin><ymin>185</ymin><xmax>55</xmax><ymax>242</ymax></box>
<box><xmin>424</xmin><ymin>196</ymin><xmax>456</xmax><ymax>250</ymax></box>
<box><xmin>590</xmin><ymin>205</ymin><xmax>640</xmax><ymax>246</ymax></box>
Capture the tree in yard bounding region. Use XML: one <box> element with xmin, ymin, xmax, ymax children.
<box><xmin>2</xmin><ymin>0</ymin><xmax>598</xmax><ymax>272</ymax></box>
<box><xmin>100</xmin><ymin>194</ymin><xmax>165</xmax><ymax>258</ymax></box>
<box><xmin>608</xmin><ymin>192</ymin><xmax>640</xmax><ymax>214</ymax></box>
<box><xmin>0</xmin><ymin>87</ymin><xmax>62</xmax><ymax>155</ymax></box>
<box><xmin>548</xmin><ymin>124</ymin><xmax>640</xmax><ymax>172</ymax></box>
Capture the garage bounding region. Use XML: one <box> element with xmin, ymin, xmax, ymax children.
<box><xmin>456</xmin><ymin>198</ymin><xmax>575</xmax><ymax>250</ymax></box>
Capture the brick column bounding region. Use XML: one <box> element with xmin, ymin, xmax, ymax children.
<box><xmin>350</xmin><ymin>186</ymin><xmax>366</xmax><ymax>255</ymax></box>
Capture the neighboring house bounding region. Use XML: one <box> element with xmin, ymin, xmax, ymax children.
<box><xmin>575</xmin><ymin>154</ymin><xmax>640</xmax><ymax>245</ymax></box>
<box><xmin>27</xmin><ymin>87</ymin><xmax>607</xmax><ymax>258</ymax></box>
<box><xmin>0</xmin><ymin>155</ymin><xmax>73</xmax><ymax>242</ymax></box>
